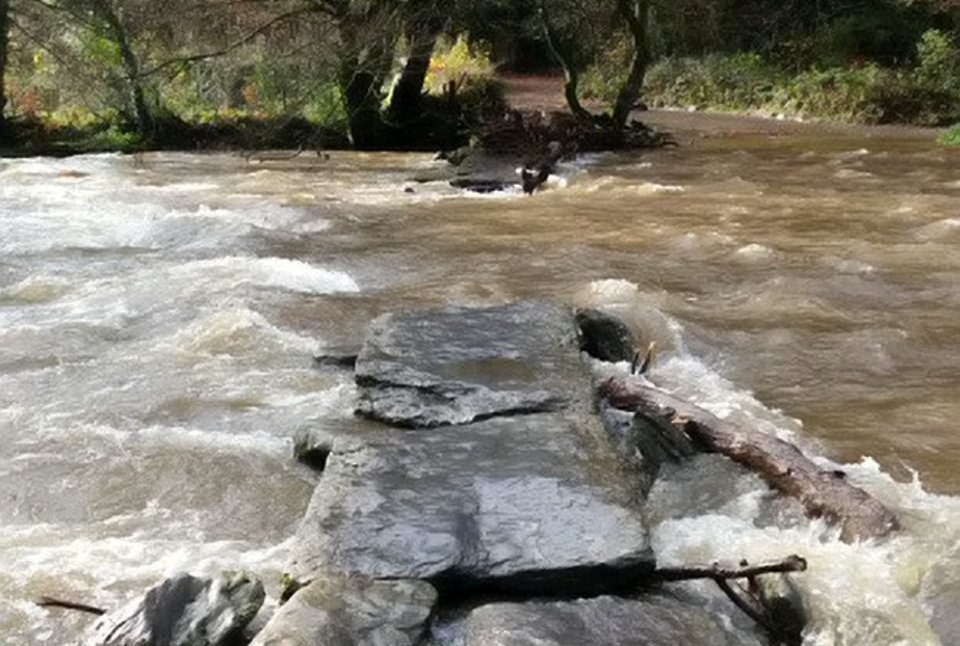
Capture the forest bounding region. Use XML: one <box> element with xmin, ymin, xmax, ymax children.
<box><xmin>2</xmin><ymin>0</ymin><xmax>960</xmax><ymax>153</ymax></box>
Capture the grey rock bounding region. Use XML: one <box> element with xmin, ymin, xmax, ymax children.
<box><xmin>413</xmin><ymin>151</ymin><xmax>521</xmax><ymax>191</ymax></box>
<box><xmin>575</xmin><ymin>308</ymin><xmax>636</xmax><ymax>363</ymax></box>
<box><xmin>460</xmin><ymin>595</ymin><xmax>765</xmax><ymax>646</ymax></box>
<box><xmin>86</xmin><ymin>571</ymin><xmax>264</xmax><ymax>646</ymax></box>
<box><xmin>292</xmin><ymin>425</ymin><xmax>337</xmax><ymax>470</ymax></box>
<box><xmin>355</xmin><ymin>301</ymin><xmax>590</xmax><ymax>427</ymax></box>
<box><xmin>449</xmin><ymin>178</ymin><xmax>510</xmax><ymax>193</ymax></box>
<box><xmin>313</xmin><ymin>352</ymin><xmax>358</xmax><ymax>370</ymax></box>
<box><xmin>292</xmin><ymin>411</ymin><xmax>652</xmax><ymax>593</ymax></box>
<box><xmin>250</xmin><ymin>573</ymin><xmax>436</xmax><ymax>646</ymax></box>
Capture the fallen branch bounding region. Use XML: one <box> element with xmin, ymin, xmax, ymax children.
<box><xmin>246</xmin><ymin>144</ymin><xmax>305</xmax><ymax>163</ymax></box>
<box><xmin>654</xmin><ymin>555</ymin><xmax>806</xmax><ymax>646</ymax></box>
<box><xmin>600</xmin><ymin>376</ymin><xmax>899</xmax><ymax>542</ymax></box>
<box><xmin>36</xmin><ymin>596</ymin><xmax>106</xmax><ymax>616</ymax></box>
<box><xmin>652</xmin><ymin>554</ymin><xmax>806</xmax><ymax>582</ymax></box>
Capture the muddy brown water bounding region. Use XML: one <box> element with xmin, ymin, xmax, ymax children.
<box><xmin>1</xmin><ymin>110</ymin><xmax>959</xmax><ymax>644</ymax></box>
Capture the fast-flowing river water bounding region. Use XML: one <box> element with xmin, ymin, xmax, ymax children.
<box><xmin>2</xmin><ymin>111</ymin><xmax>959</xmax><ymax>644</ymax></box>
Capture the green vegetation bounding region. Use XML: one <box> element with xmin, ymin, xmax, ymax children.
<box><xmin>940</xmin><ymin>124</ymin><xmax>960</xmax><ymax>145</ymax></box>
<box><xmin>586</xmin><ymin>28</ymin><xmax>960</xmax><ymax>128</ymax></box>
<box><xmin>2</xmin><ymin>0</ymin><xmax>960</xmax><ymax>153</ymax></box>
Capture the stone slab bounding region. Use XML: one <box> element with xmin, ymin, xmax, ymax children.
<box><xmin>354</xmin><ymin>301</ymin><xmax>590</xmax><ymax>427</ymax></box>
<box><xmin>461</xmin><ymin>595</ymin><xmax>765</xmax><ymax>646</ymax></box>
<box><xmin>292</xmin><ymin>411</ymin><xmax>652</xmax><ymax>591</ymax></box>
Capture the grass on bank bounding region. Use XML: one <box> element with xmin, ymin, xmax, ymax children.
<box><xmin>584</xmin><ymin>28</ymin><xmax>960</xmax><ymax>138</ymax></box>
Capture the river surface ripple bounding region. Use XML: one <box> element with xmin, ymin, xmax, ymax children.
<box><xmin>1</xmin><ymin>115</ymin><xmax>959</xmax><ymax>644</ymax></box>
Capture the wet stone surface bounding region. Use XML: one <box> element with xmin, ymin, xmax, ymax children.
<box><xmin>354</xmin><ymin>301</ymin><xmax>590</xmax><ymax>427</ymax></box>
<box><xmin>86</xmin><ymin>572</ymin><xmax>264</xmax><ymax>646</ymax></box>
<box><xmin>250</xmin><ymin>573</ymin><xmax>436</xmax><ymax>646</ymax></box>
<box><xmin>458</xmin><ymin>595</ymin><xmax>765</xmax><ymax>646</ymax></box>
<box><xmin>292</xmin><ymin>410</ymin><xmax>653</xmax><ymax>591</ymax></box>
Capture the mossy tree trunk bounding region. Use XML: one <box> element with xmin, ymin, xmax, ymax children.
<box><xmin>332</xmin><ymin>4</ymin><xmax>398</xmax><ymax>149</ymax></box>
<box><xmin>387</xmin><ymin>1</ymin><xmax>445</xmax><ymax>124</ymax></box>
<box><xmin>91</xmin><ymin>0</ymin><xmax>152</xmax><ymax>136</ymax></box>
<box><xmin>611</xmin><ymin>0</ymin><xmax>650</xmax><ymax>130</ymax></box>
<box><xmin>537</xmin><ymin>1</ymin><xmax>591</xmax><ymax>121</ymax></box>
<box><xmin>0</xmin><ymin>0</ymin><xmax>10</xmax><ymax>135</ymax></box>
<box><xmin>387</xmin><ymin>30</ymin><xmax>438</xmax><ymax>123</ymax></box>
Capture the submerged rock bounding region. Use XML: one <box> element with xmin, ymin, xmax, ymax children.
<box><xmin>575</xmin><ymin>308</ymin><xmax>636</xmax><ymax>363</ymax></box>
<box><xmin>354</xmin><ymin>301</ymin><xmax>590</xmax><ymax>427</ymax></box>
<box><xmin>460</xmin><ymin>595</ymin><xmax>765</xmax><ymax>646</ymax></box>
<box><xmin>86</xmin><ymin>571</ymin><xmax>264</xmax><ymax>646</ymax></box>
<box><xmin>292</xmin><ymin>411</ymin><xmax>652</xmax><ymax>594</ymax></box>
<box><xmin>449</xmin><ymin>178</ymin><xmax>512</xmax><ymax>193</ymax></box>
<box><xmin>250</xmin><ymin>573</ymin><xmax>435</xmax><ymax>646</ymax></box>
<box><xmin>292</xmin><ymin>425</ymin><xmax>337</xmax><ymax>470</ymax></box>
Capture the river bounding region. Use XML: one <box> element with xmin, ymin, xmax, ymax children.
<box><xmin>1</xmin><ymin>111</ymin><xmax>959</xmax><ymax>644</ymax></box>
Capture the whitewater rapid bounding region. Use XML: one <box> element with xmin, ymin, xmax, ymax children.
<box><xmin>1</xmin><ymin>142</ymin><xmax>959</xmax><ymax>644</ymax></box>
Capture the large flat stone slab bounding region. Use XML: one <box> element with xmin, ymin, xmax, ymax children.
<box><xmin>355</xmin><ymin>301</ymin><xmax>590</xmax><ymax>427</ymax></box>
<box><xmin>250</xmin><ymin>573</ymin><xmax>435</xmax><ymax>646</ymax></box>
<box><xmin>292</xmin><ymin>411</ymin><xmax>652</xmax><ymax>592</ymax></box>
<box><xmin>460</xmin><ymin>595</ymin><xmax>765</xmax><ymax>646</ymax></box>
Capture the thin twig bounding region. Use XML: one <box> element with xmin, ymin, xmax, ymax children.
<box><xmin>36</xmin><ymin>596</ymin><xmax>106</xmax><ymax>616</ymax></box>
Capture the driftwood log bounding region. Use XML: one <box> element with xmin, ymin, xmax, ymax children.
<box><xmin>601</xmin><ymin>376</ymin><xmax>899</xmax><ymax>542</ymax></box>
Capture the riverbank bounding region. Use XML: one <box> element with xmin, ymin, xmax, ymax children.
<box><xmin>2</xmin><ymin>72</ymin><xmax>952</xmax><ymax>159</ymax></box>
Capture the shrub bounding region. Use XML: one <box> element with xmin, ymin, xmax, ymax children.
<box><xmin>940</xmin><ymin>124</ymin><xmax>960</xmax><ymax>146</ymax></box>
<box><xmin>916</xmin><ymin>29</ymin><xmax>960</xmax><ymax>91</ymax></box>
<box><xmin>425</xmin><ymin>35</ymin><xmax>496</xmax><ymax>94</ymax></box>
<box><xmin>638</xmin><ymin>28</ymin><xmax>960</xmax><ymax>127</ymax></box>
<box><xmin>643</xmin><ymin>54</ymin><xmax>782</xmax><ymax>111</ymax></box>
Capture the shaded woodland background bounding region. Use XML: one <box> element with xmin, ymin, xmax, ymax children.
<box><xmin>2</xmin><ymin>0</ymin><xmax>960</xmax><ymax>152</ymax></box>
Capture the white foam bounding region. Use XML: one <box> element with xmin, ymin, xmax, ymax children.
<box><xmin>166</xmin><ymin>308</ymin><xmax>322</xmax><ymax>358</ymax></box>
<box><xmin>0</xmin><ymin>275</ymin><xmax>74</xmax><ymax>304</ymax></box>
<box><xmin>177</xmin><ymin>256</ymin><xmax>358</xmax><ymax>294</ymax></box>
<box><xmin>733</xmin><ymin>243</ymin><xmax>776</xmax><ymax>261</ymax></box>
<box><xmin>915</xmin><ymin>217</ymin><xmax>960</xmax><ymax>241</ymax></box>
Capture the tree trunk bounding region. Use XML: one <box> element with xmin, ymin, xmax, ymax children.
<box><xmin>340</xmin><ymin>65</ymin><xmax>384</xmax><ymax>149</ymax></box>
<box><xmin>611</xmin><ymin>0</ymin><xmax>650</xmax><ymax>129</ymax></box>
<box><xmin>335</xmin><ymin>5</ymin><xmax>397</xmax><ymax>149</ymax></box>
<box><xmin>600</xmin><ymin>376</ymin><xmax>900</xmax><ymax>542</ymax></box>
<box><xmin>387</xmin><ymin>28</ymin><xmax>438</xmax><ymax>123</ymax></box>
<box><xmin>538</xmin><ymin>3</ymin><xmax>591</xmax><ymax>121</ymax></box>
<box><xmin>94</xmin><ymin>0</ymin><xmax>152</xmax><ymax>136</ymax></box>
<box><xmin>0</xmin><ymin>0</ymin><xmax>10</xmax><ymax>135</ymax></box>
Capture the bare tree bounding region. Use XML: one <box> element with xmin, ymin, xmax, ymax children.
<box><xmin>0</xmin><ymin>0</ymin><xmax>9</xmax><ymax>132</ymax></box>
<box><xmin>304</xmin><ymin>0</ymin><xmax>401</xmax><ymax>148</ymax></box>
<box><xmin>537</xmin><ymin>0</ymin><xmax>651</xmax><ymax>131</ymax></box>
<box><xmin>611</xmin><ymin>0</ymin><xmax>650</xmax><ymax>129</ymax></box>
<box><xmin>387</xmin><ymin>0</ymin><xmax>447</xmax><ymax>123</ymax></box>
<box><xmin>87</xmin><ymin>0</ymin><xmax>151</xmax><ymax>134</ymax></box>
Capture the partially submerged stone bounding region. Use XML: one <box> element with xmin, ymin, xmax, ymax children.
<box><xmin>575</xmin><ymin>307</ymin><xmax>636</xmax><ymax>363</ymax></box>
<box><xmin>460</xmin><ymin>595</ymin><xmax>765</xmax><ymax>646</ymax></box>
<box><xmin>250</xmin><ymin>573</ymin><xmax>436</xmax><ymax>646</ymax></box>
<box><xmin>292</xmin><ymin>425</ymin><xmax>337</xmax><ymax>470</ymax></box>
<box><xmin>86</xmin><ymin>571</ymin><xmax>264</xmax><ymax>646</ymax></box>
<box><xmin>355</xmin><ymin>301</ymin><xmax>590</xmax><ymax>427</ymax></box>
<box><xmin>292</xmin><ymin>411</ymin><xmax>652</xmax><ymax>593</ymax></box>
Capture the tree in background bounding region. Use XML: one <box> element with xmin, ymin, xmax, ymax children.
<box><xmin>0</xmin><ymin>0</ymin><xmax>9</xmax><ymax>134</ymax></box>
<box><xmin>611</xmin><ymin>0</ymin><xmax>650</xmax><ymax>128</ymax></box>
<box><xmin>387</xmin><ymin>0</ymin><xmax>447</xmax><ymax>123</ymax></box>
<box><xmin>85</xmin><ymin>0</ymin><xmax>151</xmax><ymax>134</ymax></box>
<box><xmin>537</xmin><ymin>0</ymin><xmax>650</xmax><ymax>131</ymax></box>
<box><xmin>304</xmin><ymin>0</ymin><xmax>401</xmax><ymax>148</ymax></box>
